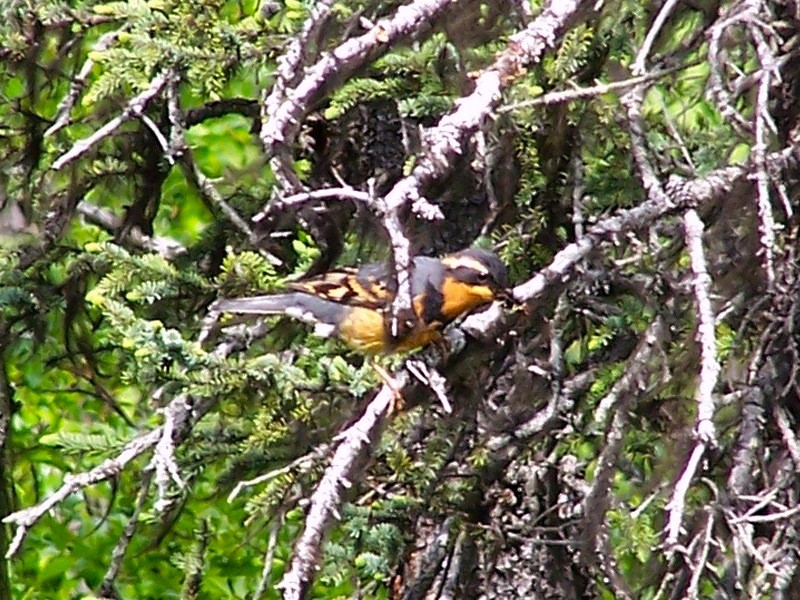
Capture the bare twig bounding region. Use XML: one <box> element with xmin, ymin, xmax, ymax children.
<box><xmin>253</xmin><ymin>187</ymin><xmax>373</xmax><ymax>221</ymax></box>
<box><xmin>773</xmin><ymin>404</ymin><xmax>800</xmax><ymax>468</ymax></box>
<box><xmin>45</xmin><ymin>27</ymin><xmax>129</xmax><ymax>137</ymax></box>
<box><xmin>571</xmin><ymin>147</ymin><xmax>586</xmax><ymax>240</ymax></box>
<box><xmin>751</xmin><ymin>25</ymin><xmax>779</xmax><ymax>288</ymax></box>
<box><xmin>728</xmin><ymin>386</ymin><xmax>765</xmax><ymax>497</ymax></box>
<box><xmin>150</xmin><ymin>395</ymin><xmax>189</xmax><ymax>512</ymax></box>
<box><xmin>664</xmin><ymin>210</ymin><xmax>721</xmax><ymax>550</ymax></box>
<box><xmin>583</xmin><ymin>318</ymin><xmax>667</xmax><ymax>578</ymax></box>
<box><xmin>52</xmin><ymin>71</ymin><xmax>170</xmax><ymax>171</ymax></box>
<box><xmin>402</xmin><ymin>517</ymin><xmax>456</xmax><ymax>600</ymax></box>
<box><xmin>631</xmin><ymin>0</ymin><xmax>680</xmax><ymax>75</ymax></box>
<box><xmin>77</xmin><ymin>200</ymin><xmax>187</xmax><ymax>259</ymax></box>
<box><xmin>406</xmin><ymin>359</ymin><xmax>452</xmax><ymax>414</ymax></box>
<box><xmin>706</xmin><ymin>3</ymin><xmax>756</xmax><ymax>133</ymax></box>
<box><xmin>181</xmin><ymin>520</ymin><xmax>210</xmax><ymax>599</ymax></box>
<box><xmin>498</xmin><ymin>64</ymin><xmax>691</xmax><ymax>113</ymax></box>
<box><xmin>620</xmin><ymin>84</ymin><xmax>671</xmax><ymax>205</ymax></box>
<box><xmin>261</xmin><ymin>0</ymin><xmax>336</xmax><ymax>191</ymax></box>
<box><xmin>4</xmin><ymin>428</ymin><xmax>162</xmax><ymax>557</ymax></box>
<box><xmin>253</xmin><ymin>513</ymin><xmax>285</xmax><ymax>600</ymax></box>
<box><xmin>665</xmin><ymin>443</ymin><xmax>707</xmax><ymax>550</ymax></box>
<box><xmin>99</xmin><ymin>472</ymin><xmax>153</xmax><ymax>597</ymax></box>
<box><xmin>684</xmin><ymin>209</ymin><xmax>720</xmax><ymax>446</ymax></box>
<box><xmin>686</xmin><ymin>510</ymin><xmax>715</xmax><ymax>599</ymax></box>
<box><xmin>227</xmin><ymin>444</ymin><xmax>331</xmax><ymax>503</ymax></box>
<box><xmin>165</xmin><ymin>78</ymin><xmax>258</xmax><ymax>244</ymax></box>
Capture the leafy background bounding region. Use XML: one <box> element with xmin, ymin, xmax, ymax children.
<box><xmin>1</xmin><ymin>0</ymin><xmax>798</xmax><ymax>598</ymax></box>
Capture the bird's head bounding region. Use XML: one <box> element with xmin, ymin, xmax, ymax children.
<box><xmin>440</xmin><ymin>248</ymin><xmax>513</xmax><ymax>310</ymax></box>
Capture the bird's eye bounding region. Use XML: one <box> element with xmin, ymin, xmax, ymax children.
<box><xmin>477</xmin><ymin>272</ymin><xmax>489</xmax><ymax>282</ymax></box>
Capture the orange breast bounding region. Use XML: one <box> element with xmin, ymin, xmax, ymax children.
<box><xmin>337</xmin><ymin>305</ymin><xmax>444</xmax><ymax>353</ymax></box>
<box><xmin>337</xmin><ymin>307</ymin><xmax>387</xmax><ymax>353</ymax></box>
<box><xmin>439</xmin><ymin>278</ymin><xmax>495</xmax><ymax>321</ymax></box>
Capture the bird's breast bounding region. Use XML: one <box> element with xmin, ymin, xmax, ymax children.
<box><xmin>439</xmin><ymin>278</ymin><xmax>495</xmax><ymax>321</ymax></box>
<box><xmin>337</xmin><ymin>306</ymin><xmax>388</xmax><ymax>353</ymax></box>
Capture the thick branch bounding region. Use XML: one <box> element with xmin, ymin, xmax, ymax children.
<box><xmin>278</xmin><ymin>381</ymin><xmax>400</xmax><ymax>598</ymax></box>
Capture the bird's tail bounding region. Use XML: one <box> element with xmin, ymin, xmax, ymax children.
<box><xmin>212</xmin><ymin>293</ymin><xmax>297</xmax><ymax>315</ymax></box>
<box><xmin>211</xmin><ymin>292</ymin><xmax>348</xmax><ymax>336</ymax></box>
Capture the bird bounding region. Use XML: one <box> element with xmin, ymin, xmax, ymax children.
<box><xmin>211</xmin><ymin>248</ymin><xmax>512</xmax><ymax>354</ymax></box>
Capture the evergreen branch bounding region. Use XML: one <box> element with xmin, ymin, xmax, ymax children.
<box><xmin>377</xmin><ymin>0</ymin><xmax>586</xmax><ymax>322</ymax></box>
<box><xmin>1</xmin><ymin>319</ymin><xmax>272</xmax><ymax>557</ymax></box>
<box><xmin>45</xmin><ymin>26</ymin><xmax>130</xmax><ymax>137</ymax></box>
<box><xmin>379</xmin><ymin>0</ymin><xmax>587</xmax><ymax>216</ymax></box>
<box><xmin>261</xmin><ymin>0</ymin><xmax>336</xmax><ymax>191</ymax></box>
<box><xmin>165</xmin><ymin>78</ymin><xmax>260</xmax><ymax>247</ymax></box>
<box><xmin>510</xmin><ymin>150</ymin><xmax>800</xmax><ymax>306</ymax></box>
<box><xmin>497</xmin><ymin>63</ymin><xmax>690</xmax><ymax>113</ymax></box>
<box><xmin>227</xmin><ymin>444</ymin><xmax>331</xmax><ymax>502</ymax></box>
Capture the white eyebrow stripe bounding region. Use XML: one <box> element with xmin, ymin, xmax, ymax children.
<box><xmin>441</xmin><ymin>256</ymin><xmax>489</xmax><ymax>273</ymax></box>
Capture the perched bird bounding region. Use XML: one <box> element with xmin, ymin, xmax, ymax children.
<box><xmin>212</xmin><ymin>248</ymin><xmax>511</xmax><ymax>353</ymax></box>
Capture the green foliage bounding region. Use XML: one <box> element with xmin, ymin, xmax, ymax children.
<box><xmin>215</xmin><ymin>249</ymin><xmax>279</xmax><ymax>295</ymax></box>
<box><xmin>318</xmin><ymin>503</ymin><xmax>404</xmax><ymax>593</ymax></box>
<box><xmin>544</xmin><ymin>24</ymin><xmax>595</xmax><ymax>84</ymax></box>
<box><xmin>324</xmin><ymin>78</ymin><xmax>408</xmax><ymax>120</ymax></box>
<box><xmin>86</xmin><ymin>0</ymin><xmax>258</xmax><ymax>103</ymax></box>
<box><xmin>39</xmin><ymin>426</ymin><xmax>133</xmax><ymax>457</ymax></box>
<box><xmin>608</xmin><ymin>507</ymin><xmax>660</xmax><ymax>587</ymax></box>
<box><xmin>564</xmin><ymin>295</ymin><xmax>652</xmax><ymax>369</ymax></box>
<box><xmin>325</xmin><ymin>33</ymin><xmax>461</xmax><ymax>120</ymax></box>
<box><xmin>0</xmin><ymin>0</ymin><xmax>780</xmax><ymax>596</ymax></box>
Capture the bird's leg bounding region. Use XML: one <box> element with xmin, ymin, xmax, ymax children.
<box><xmin>370</xmin><ymin>360</ymin><xmax>405</xmax><ymax>413</ymax></box>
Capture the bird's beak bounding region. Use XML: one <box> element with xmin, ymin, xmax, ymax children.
<box><xmin>496</xmin><ymin>287</ymin><xmax>516</xmax><ymax>306</ymax></box>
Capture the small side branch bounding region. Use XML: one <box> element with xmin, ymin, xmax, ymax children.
<box><xmin>150</xmin><ymin>395</ymin><xmax>190</xmax><ymax>512</ymax></box>
<box><xmin>4</xmin><ymin>428</ymin><xmax>162</xmax><ymax>557</ymax></box>
<box><xmin>45</xmin><ymin>27</ymin><xmax>129</xmax><ymax>137</ymax></box>
<box><xmin>630</xmin><ymin>0</ymin><xmax>680</xmax><ymax>75</ymax></box>
<box><xmin>684</xmin><ymin>209</ymin><xmax>720</xmax><ymax>445</ymax></box>
<box><xmin>165</xmin><ymin>78</ymin><xmax>258</xmax><ymax>244</ymax></box>
<box><xmin>77</xmin><ymin>200</ymin><xmax>187</xmax><ymax>259</ymax></box>
<box><xmin>52</xmin><ymin>71</ymin><xmax>170</xmax><ymax>171</ymax></box>
<box><xmin>751</xmin><ymin>25</ymin><xmax>779</xmax><ymax>287</ymax></box>
<box><xmin>98</xmin><ymin>472</ymin><xmax>153</xmax><ymax>597</ymax></box>
<box><xmin>261</xmin><ymin>0</ymin><xmax>336</xmax><ymax>191</ymax></box>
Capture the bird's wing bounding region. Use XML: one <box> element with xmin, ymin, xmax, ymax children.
<box><xmin>287</xmin><ymin>256</ymin><xmax>445</xmax><ymax>314</ymax></box>
<box><xmin>287</xmin><ymin>264</ymin><xmax>395</xmax><ymax>310</ymax></box>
